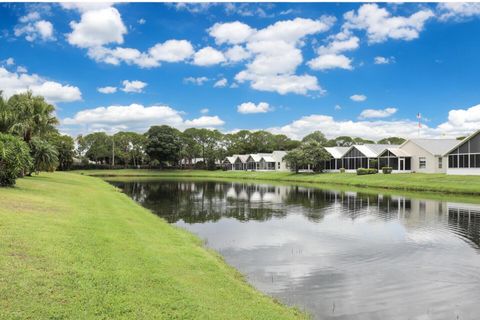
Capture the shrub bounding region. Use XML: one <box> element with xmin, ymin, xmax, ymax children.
<box><xmin>357</xmin><ymin>168</ymin><xmax>378</xmax><ymax>175</ymax></box>
<box><xmin>382</xmin><ymin>167</ymin><xmax>393</xmax><ymax>174</ymax></box>
<box><xmin>339</xmin><ymin>168</ymin><xmax>345</xmax><ymax>173</ymax></box>
<box><xmin>0</xmin><ymin>133</ymin><xmax>33</xmax><ymax>186</ymax></box>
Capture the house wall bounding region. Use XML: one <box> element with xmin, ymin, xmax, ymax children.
<box><xmin>272</xmin><ymin>151</ymin><xmax>289</xmax><ymax>171</ymax></box>
<box><xmin>399</xmin><ymin>141</ymin><xmax>446</xmax><ymax>173</ymax></box>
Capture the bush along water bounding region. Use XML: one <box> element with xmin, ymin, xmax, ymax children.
<box><xmin>357</xmin><ymin>168</ymin><xmax>378</xmax><ymax>175</ymax></box>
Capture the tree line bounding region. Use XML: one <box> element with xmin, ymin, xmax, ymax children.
<box><xmin>0</xmin><ymin>91</ymin><xmax>408</xmax><ymax>186</ymax></box>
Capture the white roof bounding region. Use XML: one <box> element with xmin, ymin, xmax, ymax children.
<box><xmin>354</xmin><ymin>144</ymin><xmax>399</xmax><ymax>157</ymax></box>
<box><xmin>235</xmin><ymin>155</ymin><xmax>249</xmax><ymax>163</ymax></box>
<box><xmin>248</xmin><ymin>154</ymin><xmax>262</xmax><ymax>162</ymax></box>
<box><xmin>406</xmin><ymin>139</ymin><xmax>459</xmax><ymax>156</ymax></box>
<box><xmin>324</xmin><ymin>147</ymin><xmax>349</xmax><ymax>159</ymax></box>
<box><xmin>224</xmin><ymin>156</ymin><xmax>236</xmax><ymax>163</ymax></box>
<box><xmin>385</xmin><ymin>148</ymin><xmax>410</xmax><ymax>157</ymax></box>
<box><xmin>261</xmin><ymin>156</ymin><xmax>275</xmax><ymax>162</ymax></box>
<box><xmin>443</xmin><ymin>130</ymin><xmax>480</xmax><ymax>156</ymax></box>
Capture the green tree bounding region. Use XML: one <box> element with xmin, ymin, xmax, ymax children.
<box><xmin>0</xmin><ymin>133</ymin><xmax>32</xmax><ymax>186</ymax></box>
<box><xmin>302</xmin><ymin>131</ymin><xmax>328</xmax><ymax>145</ymax></box>
<box><xmin>300</xmin><ymin>140</ymin><xmax>331</xmax><ymax>172</ymax></box>
<box><xmin>77</xmin><ymin>132</ymin><xmax>112</xmax><ymax>164</ymax></box>
<box><xmin>50</xmin><ymin>134</ymin><xmax>75</xmax><ymax>171</ymax></box>
<box><xmin>283</xmin><ymin>148</ymin><xmax>304</xmax><ymax>173</ymax></box>
<box><xmin>113</xmin><ymin>132</ymin><xmax>146</xmax><ymax>166</ymax></box>
<box><xmin>377</xmin><ymin>137</ymin><xmax>406</xmax><ymax>145</ymax></box>
<box><xmin>30</xmin><ymin>137</ymin><xmax>59</xmax><ymax>173</ymax></box>
<box><xmin>146</xmin><ymin>125</ymin><xmax>183</xmax><ymax>166</ymax></box>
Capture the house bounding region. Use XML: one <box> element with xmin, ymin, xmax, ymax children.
<box><xmin>233</xmin><ymin>155</ymin><xmax>249</xmax><ymax>170</ymax></box>
<box><xmin>223</xmin><ymin>151</ymin><xmax>289</xmax><ymax>172</ymax></box>
<box><xmin>399</xmin><ymin>139</ymin><xmax>458</xmax><ymax>173</ymax></box>
<box><xmin>323</xmin><ymin>147</ymin><xmax>349</xmax><ymax>172</ymax></box>
<box><xmin>222</xmin><ymin>156</ymin><xmax>236</xmax><ymax>170</ymax></box>
<box><xmin>341</xmin><ymin>144</ymin><xmax>398</xmax><ymax>172</ymax></box>
<box><xmin>445</xmin><ymin>130</ymin><xmax>480</xmax><ymax>175</ymax></box>
<box><xmin>378</xmin><ymin>147</ymin><xmax>412</xmax><ymax>172</ymax></box>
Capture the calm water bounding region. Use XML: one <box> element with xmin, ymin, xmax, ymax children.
<box><xmin>111</xmin><ymin>179</ymin><xmax>480</xmax><ymax>320</ymax></box>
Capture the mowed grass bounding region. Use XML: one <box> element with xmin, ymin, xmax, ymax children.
<box><xmin>0</xmin><ymin>172</ymin><xmax>306</xmax><ymax>320</ymax></box>
<box><xmin>77</xmin><ymin>169</ymin><xmax>480</xmax><ymax>195</ymax></box>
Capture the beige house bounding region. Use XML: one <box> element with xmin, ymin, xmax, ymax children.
<box><xmin>398</xmin><ymin>139</ymin><xmax>459</xmax><ymax>173</ymax></box>
<box><xmin>223</xmin><ymin>151</ymin><xmax>288</xmax><ymax>172</ymax></box>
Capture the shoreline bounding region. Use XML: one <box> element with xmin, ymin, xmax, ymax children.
<box><xmin>75</xmin><ymin>169</ymin><xmax>480</xmax><ymax>196</ymax></box>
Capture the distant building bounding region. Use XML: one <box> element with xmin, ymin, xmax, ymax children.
<box><xmin>223</xmin><ymin>151</ymin><xmax>288</xmax><ymax>172</ymax></box>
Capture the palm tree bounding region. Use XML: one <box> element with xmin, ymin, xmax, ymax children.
<box><xmin>30</xmin><ymin>137</ymin><xmax>59</xmax><ymax>174</ymax></box>
<box><xmin>6</xmin><ymin>91</ymin><xmax>59</xmax><ymax>143</ymax></box>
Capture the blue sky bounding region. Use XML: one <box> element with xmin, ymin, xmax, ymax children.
<box><xmin>1</xmin><ymin>2</ymin><xmax>480</xmax><ymax>139</ymax></box>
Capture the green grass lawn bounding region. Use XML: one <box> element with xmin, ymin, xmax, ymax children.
<box><xmin>76</xmin><ymin>169</ymin><xmax>480</xmax><ymax>195</ymax></box>
<box><xmin>0</xmin><ymin>172</ymin><xmax>306</xmax><ymax>320</ymax></box>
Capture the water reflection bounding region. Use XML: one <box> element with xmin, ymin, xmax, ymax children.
<box><xmin>112</xmin><ymin>179</ymin><xmax>480</xmax><ymax>320</ymax></box>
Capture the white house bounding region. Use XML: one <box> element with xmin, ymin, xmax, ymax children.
<box><xmin>445</xmin><ymin>130</ymin><xmax>480</xmax><ymax>175</ymax></box>
<box><xmin>223</xmin><ymin>151</ymin><xmax>288</xmax><ymax>172</ymax></box>
<box><xmin>399</xmin><ymin>139</ymin><xmax>459</xmax><ymax>173</ymax></box>
<box><xmin>323</xmin><ymin>147</ymin><xmax>349</xmax><ymax>172</ymax></box>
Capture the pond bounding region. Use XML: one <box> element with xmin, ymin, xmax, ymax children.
<box><xmin>110</xmin><ymin>178</ymin><xmax>480</xmax><ymax>320</ymax></box>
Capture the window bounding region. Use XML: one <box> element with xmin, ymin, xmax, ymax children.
<box><xmin>419</xmin><ymin>157</ymin><xmax>426</xmax><ymax>169</ymax></box>
<box><xmin>277</xmin><ymin>162</ymin><xmax>280</xmax><ymax>169</ymax></box>
<box><xmin>438</xmin><ymin>157</ymin><xmax>442</xmax><ymax>169</ymax></box>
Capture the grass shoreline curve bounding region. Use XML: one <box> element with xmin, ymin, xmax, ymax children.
<box><xmin>77</xmin><ymin>169</ymin><xmax>480</xmax><ymax>196</ymax></box>
<box><xmin>0</xmin><ymin>172</ymin><xmax>306</xmax><ymax>319</ymax></box>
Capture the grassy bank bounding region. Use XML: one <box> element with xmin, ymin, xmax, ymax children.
<box><xmin>76</xmin><ymin>169</ymin><xmax>480</xmax><ymax>196</ymax></box>
<box><xmin>0</xmin><ymin>172</ymin><xmax>305</xmax><ymax>319</ymax></box>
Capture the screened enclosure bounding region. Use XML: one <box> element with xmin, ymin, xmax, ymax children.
<box><xmin>378</xmin><ymin>150</ymin><xmax>411</xmax><ymax>171</ymax></box>
<box><xmin>448</xmin><ymin>132</ymin><xmax>480</xmax><ymax>168</ymax></box>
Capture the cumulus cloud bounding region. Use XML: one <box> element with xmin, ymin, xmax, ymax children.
<box><xmin>237</xmin><ymin>102</ymin><xmax>272</xmax><ymax>114</ymax></box>
<box><xmin>359</xmin><ymin>107</ymin><xmax>397</xmax><ymax>119</ymax></box>
<box><xmin>235</xmin><ymin>72</ymin><xmax>321</xmax><ymax>95</ymax></box>
<box><xmin>224</xmin><ymin>45</ymin><xmax>251</xmax><ymax>63</ymax></box>
<box><xmin>184</xmin><ymin>115</ymin><xmax>225</xmax><ymax>127</ymax></box>
<box><xmin>343</xmin><ymin>4</ymin><xmax>434</xmax><ymax>43</ymax></box>
<box><xmin>5</xmin><ymin>57</ymin><xmax>14</xmax><ymax>66</ymax></box>
<box><xmin>308</xmin><ymin>54</ymin><xmax>353</xmax><ymax>71</ymax></box>
<box><xmin>200</xmin><ymin>108</ymin><xmax>209</xmax><ymax>114</ymax></box>
<box><xmin>193</xmin><ymin>46</ymin><xmax>226</xmax><ymax>66</ymax></box>
<box><xmin>208</xmin><ymin>21</ymin><xmax>255</xmax><ymax>45</ymax></box>
<box><xmin>14</xmin><ymin>11</ymin><xmax>55</xmax><ymax>42</ymax></box>
<box><xmin>350</xmin><ymin>94</ymin><xmax>367</xmax><ymax>102</ymax></box>
<box><xmin>62</xmin><ymin>103</ymin><xmax>224</xmax><ymax>133</ymax></box>
<box><xmin>437</xmin><ymin>3</ymin><xmax>480</xmax><ymax>21</ymax></box>
<box><xmin>148</xmin><ymin>40</ymin><xmax>194</xmax><ymax>62</ymax></box>
<box><xmin>267</xmin><ymin>114</ymin><xmax>432</xmax><ymax>140</ymax></box>
<box><xmin>184</xmin><ymin>76</ymin><xmax>209</xmax><ymax>85</ymax></box>
<box><xmin>121</xmin><ymin>80</ymin><xmax>147</xmax><ymax>93</ymax></box>
<box><xmin>437</xmin><ymin>104</ymin><xmax>480</xmax><ymax>136</ymax></box>
<box><xmin>16</xmin><ymin>66</ymin><xmax>27</xmax><ymax>73</ymax></box>
<box><xmin>374</xmin><ymin>56</ymin><xmax>394</xmax><ymax>64</ymax></box>
<box><xmin>214</xmin><ymin>78</ymin><xmax>227</xmax><ymax>88</ymax></box>
<box><xmin>67</xmin><ymin>7</ymin><xmax>127</xmax><ymax>48</ymax></box>
<box><xmin>97</xmin><ymin>86</ymin><xmax>117</xmax><ymax>94</ymax></box>
<box><xmin>0</xmin><ymin>67</ymin><xmax>81</xmax><ymax>103</ymax></box>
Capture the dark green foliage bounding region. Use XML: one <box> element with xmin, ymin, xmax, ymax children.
<box><xmin>339</xmin><ymin>168</ymin><xmax>346</xmax><ymax>173</ymax></box>
<box><xmin>30</xmin><ymin>137</ymin><xmax>59</xmax><ymax>173</ymax></box>
<box><xmin>357</xmin><ymin>168</ymin><xmax>378</xmax><ymax>175</ymax></box>
<box><xmin>377</xmin><ymin>137</ymin><xmax>406</xmax><ymax>145</ymax></box>
<box><xmin>146</xmin><ymin>125</ymin><xmax>183</xmax><ymax>165</ymax></box>
<box><xmin>0</xmin><ymin>133</ymin><xmax>32</xmax><ymax>186</ymax></box>
<box><xmin>50</xmin><ymin>134</ymin><xmax>75</xmax><ymax>170</ymax></box>
<box><xmin>382</xmin><ymin>167</ymin><xmax>393</xmax><ymax>174</ymax></box>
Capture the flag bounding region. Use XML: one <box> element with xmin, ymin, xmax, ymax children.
<box><xmin>417</xmin><ymin>113</ymin><xmax>421</xmax><ymax>128</ymax></box>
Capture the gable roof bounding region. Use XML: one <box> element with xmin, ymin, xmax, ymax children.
<box><xmin>347</xmin><ymin>144</ymin><xmax>398</xmax><ymax>158</ymax></box>
<box><xmin>380</xmin><ymin>148</ymin><xmax>411</xmax><ymax>157</ymax></box>
<box><xmin>324</xmin><ymin>147</ymin><xmax>350</xmax><ymax>159</ymax></box>
<box><xmin>443</xmin><ymin>130</ymin><xmax>480</xmax><ymax>156</ymax></box>
<box><xmin>404</xmin><ymin>139</ymin><xmax>459</xmax><ymax>156</ymax></box>
<box><xmin>261</xmin><ymin>156</ymin><xmax>275</xmax><ymax>162</ymax></box>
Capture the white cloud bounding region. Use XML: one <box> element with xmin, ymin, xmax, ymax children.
<box><xmin>0</xmin><ymin>67</ymin><xmax>81</xmax><ymax>103</ymax></box>
<box><xmin>184</xmin><ymin>76</ymin><xmax>209</xmax><ymax>85</ymax></box>
<box><xmin>374</xmin><ymin>56</ymin><xmax>394</xmax><ymax>64</ymax></box>
<box><xmin>359</xmin><ymin>107</ymin><xmax>397</xmax><ymax>119</ymax></box>
<box><xmin>308</xmin><ymin>54</ymin><xmax>353</xmax><ymax>71</ymax></box>
<box><xmin>121</xmin><ymin>80</ymin><xmax>147</xmax><ymax>93</ymax></box>
<box><xmin>267</xmin><ymin>114</ymin><xmax>429</xmax><ymax>140</ymax></box>
<box><xmin>228</xmin><ymin>17</ymin><xmax>334</xmax><ymax>95</ymax></box>
<box><xmin>14</xmin><ymin>19</ymin><xmax>55</xmax><ymax>42</ymax></box>
<box><xmin>138</xmin><ymin>18</ymin><xmax>146</xmax><ymax>25</ymax></box>
<box><xmin>350</xmin><ymin>94</ymin><xmax>367</xmax><ymax>102</ymax></box>
<box><xmin>344</xmin><ymin>4</ymin><xmax>434</xmax><ymax>43</ymax></box>
<box><xmin>193</xmin><ymin>46</ymin><xmax>226</xmax><ymax>66</ymax></box>
<box><xmin>214</xmin><ymin>78</ymin><xmax>227</xmax><ymax>88</ymax></box>
<box><xmin>148</xmin><ymin>39</ymin><xmax>194</xmax><ymax>62</ymax></box>
<box><xmin>6</xmin><ymin>57</ymin><xmax>14</xmax><ymax>66</ymax></box>
<box><xmin>237</xmin><ymin>102</ymin><xmax>272</xmax><ymax>114</ymax></box>
<box><xmin>16</xmin><ymin>66</ymin><xmax>27</xmax><ymax>73</ymax></box>
<box><xmin>334</xmin><ymin>104</ymin><xmax>342</xmax><ymax>110</ymax></box>
<box><xmin>235</xmin><ymin>72</ymin><xmax>321</xmax><ymax>95</ymax></box>
<box><xmin>97</xmin><ymin>86</ymin><xmax>117</xmax><ymax>94</ymax></box>
<box><xmin>67</xmin><ymin>7</ymin><xmax>127</xmax><ymax>48</ymax></box>
<box><xmin>62</xmin><ymin>103</ymin><xmax>224</xmax><ymax>133</ymax></box>
<box><xmin>61</xmin><ymin>3</ymin><xmax>113</xmax><ymax>13</ymax></box>
<box><xmin>437</xmin><ymin>104</ymin><xmax>480</xmax><ymax>136</ymax></box>
<box><xmin>208</xmin><ymin>21</ymin><xmax>255</xmax><ymax>45</ymax></box>
<box><xmin>184</xmin><ymin>115</ymin><xmax>225</xmax><ymax>127</ymax></box>
<box><xmin>200</xmin><ymin>108</ymin><xmax>209</xmax><ymax>114</ymax></box>
<box><xmin>437</xmin><ymin>3</ymin><xmax>480</xmax><ymax>21</ymax></box>
<box><xmin>19</xmin><ymin>11</ymin><xmax>40</xmax><ymax>23</ymax></box>
<box><xmin>225</xmin><ymin>45</ymin><xmax>251</xmax><ymax>63</ymax></box>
